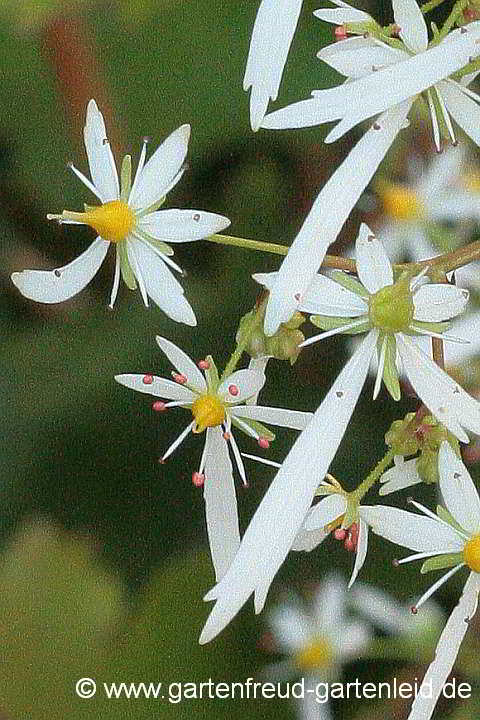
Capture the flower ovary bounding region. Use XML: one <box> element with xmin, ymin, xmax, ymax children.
<box><xmin>464</xmin><ymin>534</ymin><xmax>480</xmax><ymax>572</ymax></box>
<box><xmin>192</xmin><ymin>394</ymin><xmax>225</xmax><ymax>433</ymax></box>
<box><xmin>369</xmin><ymin>282</ymin><xmax>414</xmax><ymax>333</ymax></box>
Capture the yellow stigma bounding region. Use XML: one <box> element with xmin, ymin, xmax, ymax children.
<box><xmin>57</xmin><ymin>200</ymin><xmax>136</xmax><ymax>243</ymax></box>
<box><xmin>191</xmin><ymin>394</ymin><xmax>225</xmax><ymax>433</ymax></box>
<box><xmin>378</xmin><ymin>181</ymin><xmax>425</xmax><ymax>221</ymax></box>
<box><xmin>464</xmin><ymin>534</ymin><xmax>480</xmax><ymax>572</ymax></box>
<box><xmin>294</xmin><ymin>637</ymin><xmax>334</xmax><ymax>671</ymax></box>
<box><xmin>369</xmin><ymin>280</ymin><xmax>414</xmax><ymax>333</ymax></box>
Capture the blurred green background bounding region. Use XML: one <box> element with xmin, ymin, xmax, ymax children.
<box><xmin>0</xmin><ymin>0</ymin><xmax>479</xmax><ymax>718</ymax></box>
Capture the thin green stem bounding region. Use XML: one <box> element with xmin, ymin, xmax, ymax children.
<box><xmin>421</xmin><ymin>0</ymin><xmax>448</xmax><ymax>14</ymax></box>
<box><xmin>433</xmin><ymin>0</ymin><xmax>469</xmax><ymax>43</ymax></box>
<box><xmin>350</xmin><ymin>447</ymin><xmax>396</xmax><ymax>502</ymax></box>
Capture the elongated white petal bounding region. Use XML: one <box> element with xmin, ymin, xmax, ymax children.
<box><xmin>397</xmin><ymin>334</ymin><xmax>480</xmax><ymax>442</ymax></box>
<box><xmin>303</xmin><ymin>493</ymin><xmax>347</xmax><ymax>531</ymax></box>
<box><xmin>393</xmin><ymin>0</ymin><xmax>428</xmax><ymax>52</ymax></box>
<box><xmin>440</xmin><ymin>80</ymin><xmax>480</xmax><ymax>147</ymax></box>
<box><xmin>413</xmin><ymin>284</ymin><xmax>469</xmax><ymax>322</ymax></box>
<box><xmin>232</xmin><ymin>405</ymin><xmax>312</xmax><ymax>430</ymax></box>
<box><xmin>349</xmin><ymin>516</ymin><xmax>368</xmax><ymax>587</ymax></box>
<box><xmin>129</xmin><ymin>125</ymin><xmax>190</xmax><ymax>210</ymax></box>
<box><xmin>360</xmin><ymin>505</ymin><xmax>464</xmax><ymax>553</ymax></box>
<box><xmin>351</xmin><ymin>583</ymin><xmax>412</xmax><ymax>634</ymax></box>
<box><xmin>218</xmin><ymin>369</ymin><xmax>265</xmax><ymax>404</ymax></box>
<box><xmin>407</xmin><ymin>572</ymin><xmax>479</xmax><ymax>720</ymax></box>
<box><xmin>313</xmin><ymin>572</ymin><xmax>347</xmax><ymax>632</ymax></box>
<box><xmin>263</xmin><ymin>28</ymin><xmax>476</xmax><ymax>135</ymax></box>
<box><xmin>129</xmin><ymin>240</ymin><xmax>196</xmax><ymax>325</ymax></box>
<box><xmin>156</xmin><ymin>336</ymin><xmax>206</xmax><ymax>391</ymax></box>
<box><xmin>11</xmin><ymin>237</ymin><xmax>109</xmax><ymax>303</ymax></box>
<box><xmin>268</xmin><ymin>602</ymin><xmax>313</xmax><ymax>653</ymax></box>
<box><xmin>138</xmin><ymin>209</ymin><xmax>230</xmax><ymax>242</ymax></box>
<box><xmin>439</xmin><ymin>442</ymin><xmax>480</xmax><ymax>536</ymax></box>
<box><xmin>263</xmin><ymin>102</ymin><xmax>410</xmax><ymax>335</ymax></box>
<box><xmin>356</xmin><ymin>223</ymin><xmax>393</xmax><ymax>292</ymax></box>
<box><xmin>254</xmin><ymin>270</ymin><xmax>368</xmax><ymax>316</ymax></box>
<box><xmin>300</xmin><ymin>676</ymin><xmax>334</xmax><ymax>720</ymax></box>
<box><xmin>380</xmin><ymin>456</ymin><xmax>422</xmax><ymax>496</ymax></box>
<box><xmin>417</xmin><ymin>145</ymin><xmax>466</xmax><ymax>204</ymax></box>
<box><xmin>244</xmin><ymin>0</ymin><xmax>303</xmax><ymax>131</ymax></box>
<box><xmin>246</xmin><ymin>356</ymin><xmax>270</xmax><ymax>405</ymax></box>
<box><xmin>109</xmin><ymin>251</ymin><xmax>121</xmax><ymax>309</ymax></box>
<box><xmin>318</xmin><ymin>37</ymin><xmax>408</xmax><ymax>79</ymax></box>
<box><xmin>199</xmin><ymin>330</ymin><xmax>377</xmax><ymax>644</ymax></box>
<box><xmin>83</xmin><ymin>99</ymin><xmax>119</xmax><ymax>202</ymax></box>
<box><xmin>114</xmin><ymin>373</ymin><xmax>195</xmax><ymax>402</ymax></box>
<box><xmin>291</xmin><ymin>503</ymin><xmax>337</xmax><ymax>551</ymax></box>
<box><xmin>204</xmin><ymin>427</ymin><xmax>240</xmax><ymax>581</ymax></box>
<box><xmin>313</xmin><ymin>1</ymin><xmax>371</xmax><ymax>25</ymax></box>
<box><xmin>443</xmin><ymin>310</ymin><xmax>480</xmax><ymax>366</ymax></box>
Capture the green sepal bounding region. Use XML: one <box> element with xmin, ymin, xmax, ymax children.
<box><xmin>230</xmin><ymin>416</ymin><xmax>275</xmax><ymax>442</ymax></box>
<box><xmin>136</xmin><ymin>195</ymin><xmax>166</xmax><ymax>217</ymax></box>
<box><xmin>315</xmin><ymin>486</ymin><xmax>337</xmax><ymax>497</ymax></box>
<box><xmin>409</xmin><ymin>320</ymin><xmax>451</xmax><ymax>336</ymax></box>
<box><xmin>117</xmin><ymin>241</ymin><xmax>137</xmax><ymax>290</ymax></box>
<box><xmin>382</xmin><ymin>334</ymin><xmax>401</xmax><ymax>401</ymax></box>
<box><xmin>204</xmin><ymin>355</ymin><xmax>219</xmax><ymax>393</ymax></box>
<box><xmin>84</xmin><ymin>203</ymin><xmax>96</xmax><ymax>212</ymax></box>
<box><xmin>436</xmin><ymin>505</ymin><xmax>466</xmax><ymax>535</ymax></box>
<box><xmin>310</xmin><ymin>315</ymin><xmax>370</xmax><ymax>335</ymax></box>
<box><xmin>330</xmin><ymin>270</ymin><xmax>369</xmax><ymax>299</ymax></box>
<box><xmin>120</xmin><ymin>154</ymin><xmax>132</xmax><ymax>202</ymax></box>
<box><xmin>134</xmin><ymin>228</ymin><xmax>174</xmax><ymax>256</ymax></box>
<box><xmin>420</xmin><ymin>553</ymin><xmax>463</xmax><ymax>574</ymax></box>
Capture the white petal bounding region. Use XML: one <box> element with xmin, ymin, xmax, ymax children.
<box><xmin>218</xmin><ymin>369</ymin><xmax>265</xmax><ymax>404</ymax></box>
<box><xmin>356</xmin><ymin>223</ymin><xmax>393</xmax><ymax>293</ymax></box>
<box><xmin>313</xmin><ymin>2</ymin><xmax>372</xmax><ymax>25</ymax></box>
<box><xmin>129</xmin><ymin>125</ymin><xmax>190</xmax><ymax>210</ymax></box>
<box><xmin>244</xmin><ymin>0</ymin><xmax>303</xmax><ymax>131</ymax></box>
<box><xmin>379</xmin><ymin>456</ymin><xmax>423</xmax><ymax>496</ymax></box>
<box><xmin>407</xmin><ymin>572</ymin><xmax>479</xmax><ymax>720</ymax></box>
<box><xmin>416</xmin><ymin>145</ymin><xmax>466</xmax><ymax>204</ymax></box>
<box><xmin>438</xmin><ymin>442</ymin><xmax>480</xmax><ymax>536</ymax></box>
<box><xmin>109</xmin><ymin>251</ymin><xmax>121</xmax><ymax>309</ymax></box>
<box><xmin>204</xmin><ymin>427</ymin><xmax>240</xmax><ymax>581</ymax></box>
<box><xmin>348</xmin><ymin>516</ymin><xmax>368</xmax><ymax>587</ymax></box>
<box><xmin>11</xmin><ymin>237</ymin><xmax>109</xmax><ymax>304</ymax></box>
<box><xmin>263</xmin><ymin>102</ymin><xmax>410</xmax><ymax>335</ymax></box>
<box><xmin>397</xmin><ymin>334</ymin><xmax>480</xmax><ymax>442</ymax></box>
<box><xmin>156</xmin><ymin>336</ymin><xmax>206</xmax><ymax>391</ymax></box>
<box><xmin>351</xmin><ymin>582</ymin><xmax>412</xmax><ymax>634</ymax></box>
<box><xmin>360</xmin><ymin>505</ymin><xmax>464</xmax><ymax>553</ymax></box>
<box><xmin>83</xmin><ymin>99</ymin><xmax>119</xmax><ymax>202</ymax></box>
<box><xmin>300</xmin><ymin>676</ymin><xmax>334</xmax><ymax>720</ymax></box>
<box><xmin>290</xmin><ymin>504</ymin><xmax>331</xmax><ymax>551</ymax></box>
<box><xmin>114</xmin><ymin>373</ymin><xmax>195</xmax><ymax>402</ymax></box>
<box><xmin>392</xmin><ymin>0</ymin><xmax>428</xmax><ymax>52</ymax></box>
<box><xmin>444</xmin><ymin>310</ymin><xmax>480</xmax><ymax>366</ymax></box>
<box><xmin>246</xmin><ymin>356</ymin><xmax>270</xmax><ymax>405</ymax></box>
<box><xmin>440</xmin><ymin>80</ymin><xmax>480</xmax><ymax>147</ymax></box>
<box><xmin>232</xmin><ymin>405</ymin><xmax>312</xmax><ymax>430</ymax></box>
<box><xmin>268</xmin><ymin>601</ymin><xmax>312</xmax><ymax>653</ymax></box>
<box><xmin>303</xmin><ymin>494</ymin><xmax>347</xmax><ymax>531</ymax></box>
<box><xmin>338</xmin><ymin>620</ymin><xmax>371</xmax><ymax>659</ymax></box>
<box><xmin>318</xmin><ymin>37</ymin><xmax>408</xmax><ymax>79</ymax></box>
<box><xmin>254</xmin><ymin>270</ymin><xmax>368</xmax><ymax>316</ymax></box>
<box><xmin>199</xmin><ymin>331</ymin><xmax>377</xmax><ymax>644</ymax></box>
<box><xmin>138</xmin><ymin>209</ymin><xmax>230</xmax><ymax>242</ymax></box>
<box><xmin>413</xmin><ymin>284</ymin><xmax>469</xmax><ymax>322</ymax></box>
<box><xmin>313</xmin><ymin>571</ymin><xmax>347</xmax><ymax>632</ymax></box>
<box><xmin>323</xmin><ymin>29</ymin><xmax>477</xmax><ymax>142</ymax></box>
<box><xmin>129</xmin><ymin>240</ymin><xmax>197</xmax><ymax>326</ymax></box>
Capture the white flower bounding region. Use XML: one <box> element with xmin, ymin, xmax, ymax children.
<box><xmin>11</xmin><ymin>99</ymin><xmax>230</xmax><ymax>325</ymax></box>
<box><xmin>262</xmin><ymin>0</ymin><xmax>480</xmax><ymax>152</ymax></box>
<box><xmin>361</xmin><ymin>442</ymin><xmax>480</xmax><ymax>720</ymax></box>
<box><xmin>264</xmin><ymin>573</ymin><xmax>371</xmax><ymax>720</ymax></box>
<box><xmin>115</xmin><ymin>336</ymin><xmax>312</xmax><ymax>581</ymax></box>
<box><xmin>199</xmin><ymin>226</ymin><xmax>476</xmax><ymax>644</ymax></box>
<box><xmin>244</xmin><ymin>0</ymin><xmax>304</xmax><ymax>131</ymax></box>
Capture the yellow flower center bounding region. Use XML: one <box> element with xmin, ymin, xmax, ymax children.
<box><xmin>378</xmin><ymin>182</ymin><xmax>425</xmax><ymax>221</ymax></box>
<box><xmin>81</xmin><ymin>200</ymin><xmax>136</xmax><ymax>243</ymax></box>
<box><xmin>191</xmin><ymin>394</ymin><xmax>225</xmax><ymax>433</ymax></box>
<box><xmin>294</xmin><ymin>637</ymin><xmax>334</xmax><ymax>671</ymax></box>
<box><xmin>464</xmin><ymin>534</ymin><xmax>480</xmax><ymax>572</ymax></box>
<box><xmin>369</xmin><ymin>280</ymin><xmax>414</xmax><ymax>333</ymax></box>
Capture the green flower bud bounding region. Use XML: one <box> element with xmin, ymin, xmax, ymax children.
<box><xmin>236</xmin><ymin>309</ymin><xmax>305</xmax><ymax>364</ymax></box>
<box><xmin>385</xmin><ymin>413</ymin><xmax>419</xmax><ymax>456</ymax></box>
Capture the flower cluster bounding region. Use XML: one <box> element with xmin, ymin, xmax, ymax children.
<box><xmin>10</xmin><ymin>1</ymin><xmax>480</xmax><ymax>719</ymax></box>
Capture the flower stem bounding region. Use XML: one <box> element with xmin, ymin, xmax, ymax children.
<box><xmin>421</xmin><ymin>0</ymin><xmax>448</xmax><ymax>14</ymax></box>
<box><xmin>434</xmin><ymin>0</ymin><xmax>469</xmax><ymax>43</ymax></box>
<box><xmin>220</xmin><ymin>298</ymin><xmax>265</xmax><ymax>381</ymax></box>
<box><xmin>350</xmin><ymin>447</ymin><xmax>396</xmax><ymax>502</ymax></box>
